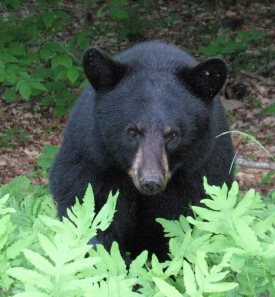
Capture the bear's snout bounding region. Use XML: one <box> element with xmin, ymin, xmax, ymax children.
<box><xmin>140</xmin><ymin>175</ymin><xmax>164</xmax><ymax>195</ymax></box>
<box><xmin>128</xmin><ymin>138</ymin><xmax>171</xmax><ymax>195</ymax></box>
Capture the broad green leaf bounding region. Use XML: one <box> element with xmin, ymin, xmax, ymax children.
<box><xmin>39</xmin><ymin>48</ymin><xmax>52</xmax><ymax>60</ymax></box>
<box><xmin>29</xmin><ymin>81</ymin><xmax>47</xmax><ymax>91</ymax></box>
<box><xmin>19</xmin><ymin>71</ymin><xmax>31</xmax><ymax>80</ymax></box>
<box><xmin>41</xmin><ymin>96</ymin><xmax>55</xmax><ymax>106</ymax></box>
<box><xmin>110</xmin><ymin>7</ymin><xmax>129</xmax><ymax>19</ymax></box>
<box><xmin>18</xmin><ymin>81</ymin><xmax>32</xmax><ymax>100</ymax></box>
<box><xmin>67</xmin><ymin>68</ymin><xmax>79</xmax><ymax>84</ymax></box>
<box><xmin>43</xmin><ymin>12</ymin><xmax>55</xmax><ymax>28</ymax></box>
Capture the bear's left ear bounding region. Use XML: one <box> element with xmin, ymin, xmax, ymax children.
<box><xmin>178</xmin><ymin>58</ymin><xmax>227</xmax><ymax>101</ymax></box>
<box><xmin>83</xmin><ymin>47</ymin><xmax>127</xmax><ymax>92</ymax></box>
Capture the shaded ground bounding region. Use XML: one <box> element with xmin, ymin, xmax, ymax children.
<box><xmin>0</xmin><ymin>0</ymin><xmax>274</xmax><ymax>194</ymax></box>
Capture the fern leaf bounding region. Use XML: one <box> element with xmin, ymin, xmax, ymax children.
<box><xmin>62</xmin><ymin>257</ymin><xmax>101</xmax><ymax>276</ymax></box>
<box><xmin>0</xmin><ymin>215</ymin><xmax>11</xmax><ymax>250</ymax></box>
<box><xmin>37</xmin><ymin>233</ymin><xmax>59</xmax><ymax>263</ymax></box>
<box><xmin>39</xmin><ymin>215</ymin><xmax>63</xmax><ymax>232</ymax></box>
<box><xmin>233</xmin><ymin>189</ymin><xmax>255</xmax><ymax>217</ymax></box>
<box><xmin>6</xmin><ymin>234</ymin><xmax>35</xmax><ymax>260</ymax></box>
<box><xmin>0</xmin><ymin>194</ymin><xmax>16</xmax><ymax>215</ymax></box>
<box><xmin>128</xmin><ymin>250</ymin><xmax>148</xmax><ymax>279</ymax></box>
<box><xmin>90</xmin><ymin>244</ymin><xmax>118</xmax><ymax>275</ymax></box>
<box><xmin>183</xmin><ymin>260</ymin><xmax>197</xmax><ymax>294</ymax></box>
<box><xmin>153</xmin><ymin>277</ymin><xmax>182</xmax><ymax>297</ymax></box>
<box><xmin>7</xmin><ymin>267</ymin><xmax>53</xmax><ymax>290</ymax></box>
<box><xmin>91</xmin><ymin>191</ymin><xmax>118</xmax><ymax>232</ymax></box>
<box><xmin>63</xmin><ymin>245</ymin><xmax>92</xmax><ymax>263</ymax></box>
<box><xmin>110</xmin><ymin>241</ymin><xmax>127</xmax><ymax>275</ymax></box>
<box><xmin>13</xmin><ymin>293</ymin><xmax>51</xmax><ymax>297</ymax></box>
<box><xmin>23</xmin><ymin>249</ymin><xmax>55</xmax><ymax>276</ymax></box>
<box><xmin>232</xmin><ymin>217</ymin><xmax>262</xmax><ymax>254</ymax></box>
<box><xmin>204</xmin><ymin>282</ymin><xmax>238</xmax><ymax>293</ymax></box>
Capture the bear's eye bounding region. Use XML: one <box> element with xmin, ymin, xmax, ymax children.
<box><xmin>168</xmin><ymin>132</ymin><xmax>178</xmax><ymax>140</ymax></box>
<box><xmin>128</xmin><ymin>128</ymin><xmax>138</xmax><ymax>138</ymax></box>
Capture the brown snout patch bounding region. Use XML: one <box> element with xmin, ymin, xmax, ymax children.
<box><xmin>129</xmin><ymin>139</ymin><xmax>171</xmax><ymax>195</ymax></box>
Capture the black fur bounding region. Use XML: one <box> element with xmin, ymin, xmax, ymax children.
<box><xmin>49</xmin><ymin>41</ymin><xmax>234</xmax><ymax>262</ymax></box>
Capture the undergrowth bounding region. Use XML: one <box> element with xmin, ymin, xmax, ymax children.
<box><xmin>0</xmin><ymin>176</ymin><xmax>275</xmax><ymax>296</ymax></box>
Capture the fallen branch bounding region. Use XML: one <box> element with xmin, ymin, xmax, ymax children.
<box><xmin>241</xmin><ymin>70</ymin><xmax>275</xmax><ymax>86</ymax></box>
<box><xmin>235</xmin><ymin>156</ymin><xmax>275</xmax><ymax>170</ymax></box>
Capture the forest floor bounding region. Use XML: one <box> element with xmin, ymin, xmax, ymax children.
<box><xmin>0</xmin><ymin>0</ymin><xmax>275</xmax><ymax>195</ymax></box>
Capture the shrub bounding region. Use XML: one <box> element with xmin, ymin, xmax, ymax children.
<box><xmin>0</xmin><ymin>176</ymin><xmax>275</xmax><ymax>296</ymax></box>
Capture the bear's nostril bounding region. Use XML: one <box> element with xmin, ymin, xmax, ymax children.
<box><xmin>140</xmin><ymin>176</ymin><xmax>163</xmax><ymax>194</ymax></box>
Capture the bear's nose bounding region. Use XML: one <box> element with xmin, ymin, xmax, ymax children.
<box><xmin>140</xmin><ymin>176</ymin><xmax>163</xmax><ymax>195</ymax></box>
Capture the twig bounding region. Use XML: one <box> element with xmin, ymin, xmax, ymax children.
<box><xmin>214</xmin><ymin>0</ymin><xmax>223</xmax><ymax>29</ymax></box>
<box><xmin>235</xmin><ymin>156</ymin><xmax>275</xmax><ymax>170</ymax></box>
<box><xmin>49</xmin><ymin>37</ymin><xmax>80</xmax><ymax>63</ymax></box>
<box><xmin>241</xmin><ymin>70</ymin><xmax>275</xmax><ymax>86</ymax></box>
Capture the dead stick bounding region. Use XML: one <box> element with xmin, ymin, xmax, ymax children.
<box><xmin>241</xmin><ymin>70</ymin><xmax>275</xmax><ymax>86</ymax></box>
<box><xmin>235</xmin><ymin>157</ymin><xmax>275</xmax><ymax>170</ymax></box>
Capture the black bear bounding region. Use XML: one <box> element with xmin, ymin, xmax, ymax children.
<box><xmin>49</xmin><ymin>41</ymin><xmax>234</xmax><ymax>263</ymax></box>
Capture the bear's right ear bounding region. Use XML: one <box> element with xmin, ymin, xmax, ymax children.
<box><xmin>83</xmin><ymin>47</ymin><xmax>127</xmax><ymax>92</ymax></box>
<box><xmin>178</xmin><ymin>58</ymin><xmax>227</xmax><ymax>102</ymax></box>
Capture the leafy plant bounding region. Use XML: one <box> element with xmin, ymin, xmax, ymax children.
<box><xmin>0</xmin><ymin>0</ymin><xmax>91</xmax><ymax>115</ymax></box>
<box><xmin>200</xmin><ymin>29</ymin><xmax>267</xmax><ymax>57</ymax></box>
<box><xmin>1</xmin><ymin>175</ymin><xmax>275</xmax><ymax>296</ymax></box>
<box><xmin>0</xmin><ymin>127</ymin><xmax>30</xmax><ymax>148</ymax></box>
<box><xmin>199</xmin><ymin>29</ymin><xmax>268</xmax><ymax>74</ymax></box>
<box><xmin>97</xmin><ymin>0</ymin><xmax>154</xmax><ymax>40</ymax></box>
<box><xmin>37</xmin><ymin>145</ymin><xmax>59</xmax><ymax>177</ymax></box>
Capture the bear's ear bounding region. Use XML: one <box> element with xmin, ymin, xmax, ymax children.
<box><xmin>178</xmin><ymin>58</ymin><xmax>227</xmax><ymax>101</ymax></box>
<box><xmin>83</xmin><ymin>47</ymin><xmax>127</xmax><ymax>92</ymax></box>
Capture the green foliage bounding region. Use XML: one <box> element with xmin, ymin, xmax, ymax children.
<box><xmin>97</xmin><ymin>0</ymin><xmax>154</xmax><ymax>40</ymax></box>
<box><xmin>1</xmin><ymin>175</ymin><xmax>275</xmax><ymax>296</ymax></box>
<box><xmin>0</xmin><ymin>0</ymin><xmax>90</xmax><ymax>115</ymax></box>
<box><xmin>199</xmin><ymin>29</ymin><xmax>268</xmax><ymax>73</ymax></box>
<box><xmin>263</xmin><ymin>104</ymin><xmax>275</xmax><ymax>115</ymax></box>
<box><xmin>260</xmin><ymin>171</ymin><xmax>275</xmax><ymax>186</ymax></box>
<box><xmin>0</xmin><ymin>127</ymin><xmax>30</xmax><ymax>148</ymax></box>
<box><xmin>37</xmin><ymin>145</ymin><xmax>59</xmax><ymax>177</ymax></box>
<box><xmin>0</xmin><ymin>0</ymin><xmax>156</xmax><ymax>114</ymax></box>
<box><xmin>200</xmin><ymin>29</ymin><xmax>267</xmax><ymax>57</ymax></box>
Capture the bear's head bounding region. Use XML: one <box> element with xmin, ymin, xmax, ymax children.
<box><xmin>82</xmin><ymin>44</ymin><xmax>227</xmax><ymax>196</ymax></box>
